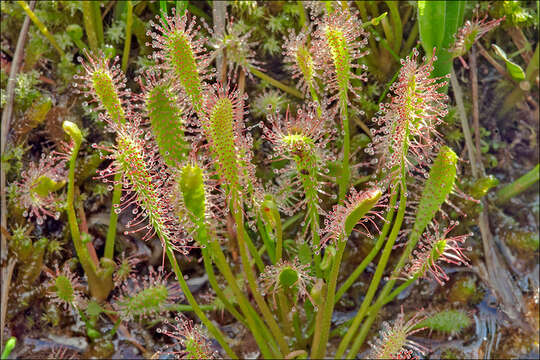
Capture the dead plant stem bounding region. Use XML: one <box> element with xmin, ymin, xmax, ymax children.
<box><xmin>1</xmin><ymin>1</ymin><xmax>34</xmax><ymax>260</ymax></box>
<box><xmin>0</xmin><ymin>3</ymin><xmax>35</xmax><ymax>349</ymax></box>
<box><xmin>450</xmin><ymin>68</ymin><xmax>481</xmax><ymax>178</ymax></box>
<box><xmin>470</xmin><ymin>46</ymin><xmax>484</xmax><ymax>164</ymax></box>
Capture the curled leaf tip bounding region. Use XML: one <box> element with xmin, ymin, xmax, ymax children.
<box><xmin>321</xmin><ymin>187</ymin><xmax>383</xmax><ymax>248</ymax></box>
<box><xmin>62</xmin><ymin>120</ymin><xmax>82</xmax><ymax>145</ymax></box>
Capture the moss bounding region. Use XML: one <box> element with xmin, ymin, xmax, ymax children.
<box><xmin>22</xmin><ymin>33</ymin><xmax>49</xmax><ymax>71</ymax></box>
<box><xmin>14</xmin><ymin>71</ymin><xmax>42</xmax><ymax>112</ymax></box>
<box><xmin>56</xmin><ymin>53</ymin><xmax>79</xmax><ymax>91</ymax></box>
<box><xmin>449</xmin><ymin>275</ymin><xmax>483</xmax><ymax>304</ymax></box>
<box><xmin>441</xmin><ymin>348</ymin><xmax>465</xmax><ymax>359</ymax></box>
<box><xmin>503</xmin><ymin>230</ymin><xmax>539</xmax><ymax>253</ymax></box>
<box><xmin>468</xmin><ymin>175</ymin><xmax>500</xmax><ymax>199</ymax></box>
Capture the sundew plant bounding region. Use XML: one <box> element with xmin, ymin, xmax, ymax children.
<box><xmin>76</xmin><ymin>7</ymin><xmax>468</xmax><ymax>358</ymax></box>
<box><xmin>6</xmin><ymin>1</ymin><xmax>533</xmax><ymax>359</ymax></box>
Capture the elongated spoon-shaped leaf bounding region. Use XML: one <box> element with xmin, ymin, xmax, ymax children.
<box><xmin>149</xmin><ymin>12</ymin><xmax>211</xmax><ymax>114</ymax></box>
<box><xmin>416</xmin><ymin>309</ymin><xmax>471</xmax><ymax>335</ymax></box>
<box><xmin>178</xmin><ymin>164</ymin><xmax>206</xmax><ymax>223</ymax></box>
<box><xmin>145</xmin><ymin>82</ymin><xmax>188</xmax><ymax>167</ymax></box>
<box><xmin>78</xmin><ymin>52</ymin><xmax>128</xmax><ymax>124</ymax></box>
<box><xmin>410</xmin><ymin>146</ymin><xmax>458</xmax><ymax>243</ymax></box>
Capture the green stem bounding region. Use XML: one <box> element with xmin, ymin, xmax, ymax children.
<box><xmin>66</xmin><ymin>136</ymin><xmax>83</xmax><ymax>262</ymax></box>
<box><xmin>353</xmin><ymin>175</ymin><xmax>371</xmax><ymax>186</ymax></box>
<box><xmin>209</xmin><ymin>237</ymin><xmax>278</xmax><ymax>358</ymax></box>
<box><xmin>310</xmin><ymin>209</ymin><xmax>322</xmax><ymax>277</ymax></box>
<box><xmin>169</xmin><ymin>304</ymin><xmax>217</xmax><ymax>312</ymax></box>
<box><xmin>370</xmin><ymin>27</ymin><xmax>401</xmax><ymax>62</ymax></box>
<box><xmin>300</xmin><ymin>167</ymin><xmax>322</xmax><ymax>276</ymax></box>
<box><xmin>334</xmin><ymin>191</ymin><xmax>397</xmax><ymax>303</ymax></box>
<box><xmin>201</xmin><ymin>246</ymin><xmax>247</xmax><ymax>326</ymax></box>
<box><xmin>251</xmin><ymin>310</ymin><xmax>281</xmax><ymax>357</ymax></box>
<box><xmin>293</xmin><ymin>311</ymin><xmax>304</xmax><ymax>347</ymax></box>
<box><xmin>380</xmin><ymin>17</ymin><xmax>395</xmax><ymax>54</ymax></box>
<box><xmin>257</xmin><ymin>217</ymin><xmax>276</xmax><ymax>264</ymax></box>
<box><xmin>346</xmin><ymin>169</ymin><xmax>436</xmax><ymax>358</ymax></box>
<box><xmin>250</xmin><ymin>67</ymin><xmax>304</xmax><ymax>99</ymax></box>
<box><xmin>336</xmin><ymin>184</ymin><xmax>406</xmax><ymax>358</ymax></box>
<box><xmin>297</xmin><ymin>1</ymin><xmax>307</xmax><ymax>29</ymax></box>
<box><xmin>233</xmin><ymin>202</ymin><xmax>290</xmax><ymax>356</ymax></box>
<box><xmin>165</xmin><ymin>245</ymin><xmax>237</xmax><ymax>359</ymax></box>
<box><xmin>275</xmin><ymin>214</ymin><xmax>283</xmax><ymax>262</ymax></box>
<box><xmin>309</xmin><ymin>287</ymin><xmax>326</xmax><ymax>357</ymax></box>
<box><xmin>104</xmin><ymin>174</ymin><xmax>122</xmax><ymax>260</ymax></box>
<box><xmin>451</xmin><ymin>68</ymin><xmax>480</xmax><ymax>178</ymax></box>
<box><xmin>82</xmin><ymin>1</ymin><xmax>99</xmax><ymax>52</ymax></box>
<box><xmin>402</xmin><ymin>22</ymin><xmax>418</xmax><ymax>58</ymax></box>
<box><xmin>349</xmin><ymin>309</ymin><xmax>377</xmax><ymax>358</ymax></box>
<box><xmin>72</xmin><ymin>37</ymin><xmax>89</xmax><ymax>53</ymax></box>
<box><xmin>283</xmin><ymin>212</ymin><xmax>303</xmax><ymax>231</ymax></box>
<box><xmin>121</xmin><ymin>0</ymin><xmax>133</xmax><ymax>72</ymax></box>
<box><xmin>331</xmin><ymin>278</ymin><xmax>417</xmax><ymax>342</ymax></box>
<box><xmin>243</xmin><ymin>224</ymin><xmax>265</xmax><ymax>272</ymax></box>
<box><xmin>16</xmin><ymin>1</ymin><xmax>65</xmax><ymax>57</ymax></box>
<box><xmin>525</xmin><ymin>43</ymin><xmax>539</xmax><ymax>82</ymax></box>
<box><xmin>385</xmin><ymin>1</ymin><xmax>402</xmax><ymax>55</ymax></box>
<box><xmin>277</xmin><ymin>290</ymin><xmax>293</xmax><ymax>337</ymax></box>
<box><xmin>64</xmin><ymin>123</ymin><xmax>112</xmax><ymax>302</ymax></box>
<box><xmin>338</xmin><ymin>94</ymin><xmax>350</xmax><ymax>202</ymax></box>
<box><xmin>346</xmin><ymin>274</ymin><xmax>417</xmax><ymax>360</ymax></box>
<box><xmin>309</xmin><ymin>84</ymin><xmax>322</xmax><ymax>117</ymax></box>
<box><xmin>311</xmin><ymin>239</ymin><xmax>346</xmax><ymax>358</ymax></box>
<box><xmin>375</xmin><ymin>276</ymin><xmax>417</xmax><ymax>310</ymax></box>
<box><xmin>495</xmin><ymin>164</ymin><xmax>539</xmax><ymax>205</ymax></box>
<box><xmin>91</xmin><ymin>1</ymin><xmax>103</xmax><ymax>47</ymax></box>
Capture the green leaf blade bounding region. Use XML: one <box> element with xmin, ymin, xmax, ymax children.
<box><xmin>493</xmin><ymin>44</ymin><xmax>526</xmax><ymax>81</ymax></box>
<box><xmin>418</xmin><ymin>0</ymin><xmax>446</xmax><ymax>55</ymax></box>
<box><xmin>410</xmin><ymin>146</ymin><xmax>458</xmax><ymax>242</ymax></box>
